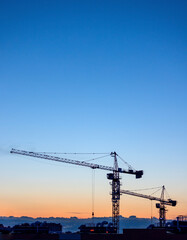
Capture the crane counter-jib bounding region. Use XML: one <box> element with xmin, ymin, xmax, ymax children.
<box><xmin>10</xmin><ymin>148</ymin><xmax>143</xmax><ymax>178</ymax></box>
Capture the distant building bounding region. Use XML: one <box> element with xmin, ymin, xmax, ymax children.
<box><xmin>79</xmin><ymin>221</ymin><xmax>117</xmax><ymax>234</ymax></box>
<box><xmin>13</xmin><ymin>221</ymin><xmax>62</xmax><ymax>234</ymax></box>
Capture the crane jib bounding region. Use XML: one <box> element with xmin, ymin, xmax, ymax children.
<box><xmin>120</xmin><ymin>190</ymin><xmax>177</xmax><ymax>206</ymax></box>
<box><xmin>10</xmin><ymin>148</ymin><xmax>143</xmax><ymax>177</ymax></box>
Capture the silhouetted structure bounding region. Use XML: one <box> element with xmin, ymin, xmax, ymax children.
<box><xmin>13</xmin><ymin>221</ymin><xmax>62</xmax><ymax>234</ymax></box>
<box><xmin>121</xmin><ymin>185</ymin><xmax>177</xmax><ymax>227</ymax></box>
<box><xmin>79</xmin><ymin>221</ymin><xmax>117</xmax><ymax>234</ymax></box>
<box><xmin>10</xmin><ymin>148</ymin><xmax>143</xmax><ymax>233</ymax></box>
<box><xmin>165</xmin><ymin>215</ymin><xmax>187</xmax><ymax>233</ymax></box>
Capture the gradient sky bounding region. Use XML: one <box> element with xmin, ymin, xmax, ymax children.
<box><xmin>0</xmin><ymin>0</ymin><xmax>187</xmax><ymax>220</ymax></box>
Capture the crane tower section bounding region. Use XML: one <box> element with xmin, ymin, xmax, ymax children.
<box><xmin>107</xmin><ymin>152</ymin><xmax>120</xmax><ymax>232</ymax></box>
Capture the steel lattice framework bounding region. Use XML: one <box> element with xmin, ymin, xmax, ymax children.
<box><xmin>10</xmin><ymin>148</ymin><xmax>143</xmax><ymax>233</ymax></box>
<box><xmin>111</xmin><ymin>152</ymin><xmax>120</xmax><ymax>232</ymax></box>
<box><xmin>121</xmin><ymin>186</ymin><xmax>177</xmax><ymax>227</ymax></box>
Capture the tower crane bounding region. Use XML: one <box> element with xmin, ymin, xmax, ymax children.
<box><xmin>121</xmin><ymin>186</ymin><xmax>177</xmax><ymax>227</ymax></box>
<box><xmin>10</xmin><ymin>149</ymin><xmax>143</xmax><ymax>233</ymax></box>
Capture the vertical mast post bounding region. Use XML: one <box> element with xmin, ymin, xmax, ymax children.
<box><xmin>111</xmin><ymin>152</ymin><xmax>120</xmax><ymax>233</ymax></box>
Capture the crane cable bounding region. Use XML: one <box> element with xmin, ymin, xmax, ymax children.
<box><xmin>92</xmin><ymin>169</ymin><xmax>95</xmax><ymax>223</ymax></box>
<box><xmin>150</xmin><ymin>187</ymin><xmax>162</xmax><ymax>196</ymax></box>
<box><xmin>117</xmin><ymin>154</ymin><xmax>136</xmax><ymax>171</ymax></box>
<box><xmin>35</xmin><ymin>152</ymin><xmax>111</xmax><ymax>163</ymax></box>
<box><xmin>151</xmin><ymin>200</ymin><xmax>153</xmax><ymax>224</ymax></box>
<box><xmin>127</xmin><ymin>186</ymin><xmax>162</xmax><ymax>192</ymax></box>
<box><xmin>84</xmin><ymin>154</ymin><xmax>111</xmax><ymax>162</ymax></box>
<box><xmin>165</xmin><ymin>188</ymin><xmax>171</xmax><ymax>200</ymax></box>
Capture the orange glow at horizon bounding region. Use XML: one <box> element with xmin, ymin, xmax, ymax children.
<box><xmin>1</xmin><ymin>193</ymin><xmax>186</xmax><ymax>220</ymax></box>
<box><xmin>1</xmin><ymin>168</ymin><xmax>186</xmax><ymax>220</ymax></box>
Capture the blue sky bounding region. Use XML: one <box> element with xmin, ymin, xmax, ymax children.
<box><xmin>0</xmin><ymin>0</ymin><xmax>187</xmax><ymax>218</ymax></box>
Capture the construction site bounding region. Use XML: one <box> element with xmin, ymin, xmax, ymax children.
<box><xmin>0</xmin><ymin>148</ymin><xmax>184</xmax><ymax>240</ymax></box>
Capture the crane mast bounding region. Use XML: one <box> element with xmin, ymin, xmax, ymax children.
<box><xmin>121</xmin><ymin>186</ymin><xmax>177</xmax><ymax>227</ymax></box>
<box><xmin>108</xmin><ymin>152</ymin><xmax>120</xmax><ymax>232</ymax></box>
<box><xmin>10</xmin><ymin>148</ymin><xmax>143</xmax><ymax>233</ymax></box>
<box><xmin>157</xmin><ymin>186</ymin><xmax>171</xmax><ymax>228</ymax></box>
